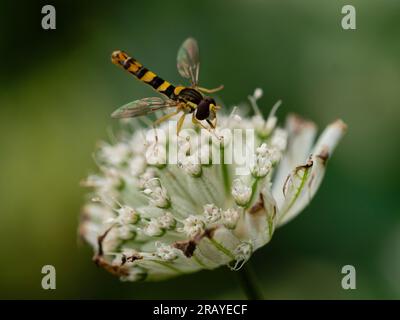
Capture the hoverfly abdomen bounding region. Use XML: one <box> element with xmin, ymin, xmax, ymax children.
<box><xmin>111</xmin><ymin>50</ymin><xmax>176</xmax><ymax>99</ymax></box>
<box><xmin>148</xmin><ymin>76</ymin><xmax>164</xmax><ymax>91</ymax></box>
<box><xmin>111</xmin><ymin>51</ymin><xmax>142</xmax><ymax>73</ymax></box>
<box><xmin>135</xmin><ymin>66</ymin><xmax>149</xmax><ymax>78</ymax></box>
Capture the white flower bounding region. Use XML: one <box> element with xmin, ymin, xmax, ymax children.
<box><xmin>138</xmin><ymin>169</ymin><xmax>156</xmax><ymax>189</ymax></box>
<box><xmin>82</xmin><ymin>168</ymin><xmax>121</xmax><ymax>197</ymax></box>
<box><xmin>203</xmin><ymin>204</ymin><xmax>222</xmax><ymax>224</ymax></box>
<box><xmin>155</xmin><ymin>242</ymin><xmax>180</xmax><ymax>261</ymax></box>
<box><xmin>251</xmin><ymin>155</ymin><xmax>272</xmax><ymax>178</ymax></box>
<box><xmin>116</xmin><ymin>206</ymin><xmax>140</xmax><ymax>225</ymax></box>
<box><xmin>256</xmin><ymin>143</ymin><xmax>269</xmax><ymax>156</ymax></box>
<box><xmin>143</xmin><ymin>218</ymin><xmax>164</xmax><ymax>237</ymax></box>
<box><xmin>80</xmin><ymin>89</ymin><xmax>346</xmax><ymax>282</ymax></box>
<box><xmin>179</xmin><ymin>155</ymin><xmax>202</xmax><ymax>177</ymax></box>
<box><xmin>118</xmin><ymin>225</ymin><xmax>134</xmax><ymax>240</ymax></box>
<box><xmin>222</xmin><ymin>208</ymin><xmax>240</xmax><ymax>229</ymax></box>
<box><xmin>253</xmin><ymin>88</ymin><xmax>263</xmax><ymax>100</ymax></box>
<box><xmin>143</xmin><ymin>179</ymin><xmax>170</xmax><ymax>208</ymax></box>
<box><xmin>100</xmin><ymin>142</ymin><xmax>130</xmax><ymax>166</ymax></box>
<box><xmin>232</xmin><ymin>114</ymin><xmax>242</xmax><ymax>122</ymax></box>
<box><xmin>157</xmin><ymin>212</ymin><xmax>176</xmax><ymax>230</ymax></box>
<box><xmin>231</xmin><ymin>179</ymin><xmax>252</xmax><ymax>206</ymax></box>
<box><xmin>250</xmin><ymin>95</ymin><xmax>282</xmax><ymax>138</ymax></box>
<box><xmin>180</xmin><ymin>215</ymin><xmax>205</xmax><ymax>238</ymax></box>
<box><xmin>145</xmin><ymin>143</ymin><xmax>166</xmax><ymax>167</ymax></box>
<box><xmin>129</xmin><ymin>156</ymin><xmax>146</xmax><ymax>176</ymax></box>
<box><xmin>255</xmin><ymin>142</ymin><xmax>282</xmax><ymax>165</ymax></box>
<box><xmin>271</xmin><ymin>128</ymin><xmax>287</xmax><ymax>151</ymax></box>
<box><xmin>100</xmin><ymin>228</ymin><xmax>121</xmax><ymax>252</ymax></box>
<box><xmin>230</xmin><ymin>242</ymin><xmax>253</xmax><ymax>270</ymax></box>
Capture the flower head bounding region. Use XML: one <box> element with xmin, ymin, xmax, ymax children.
<box><xmin>80</xmin><ymin>89</ymin><xmax>346</xmax><ymax>281</ymax></box>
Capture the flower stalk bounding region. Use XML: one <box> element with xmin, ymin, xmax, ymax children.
<box><xmin>237</xmin><ymin>263</ymin><xmax>264</xmax><ymax>300</ymax></box>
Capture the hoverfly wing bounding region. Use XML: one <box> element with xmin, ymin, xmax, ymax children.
<box><xmin>111</xmin><ymin>97</ymin><xmax>176</xmax><ymax>118</ymax></box>
<box><xmin>177</xmin><ymin>37</ymin><xmax>200</xmax><ymax>87</ymax></box>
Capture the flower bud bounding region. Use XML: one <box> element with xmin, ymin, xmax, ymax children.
<box><xmin>222</xmin><ymin>208</ymin><xmax>240</xmax><ymax>229</ymax></box>
<box><xmin>181</xmin><ymin>215</ymin><xmax>205</xmax><ymax>238</ymax></box>
<box><xmin>232</xmin><ymin>179</ymin><xmax>252</xmax><ymax>206</ymax></box>
<box><xmin>203</xmin><ymin>204</ymin><xmax>221</xmax><ymax>223</ymax></box>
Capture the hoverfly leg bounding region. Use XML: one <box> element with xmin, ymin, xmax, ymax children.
<box><xmin>153</xmin><ymin>109</ymin><xmax>180</xmax><ymax>127</ymax></box>
<box><xmin>152</xmin><ymin>109</ymin><xmax>180</xmax><ymax>142</ymax></box>
<box><xmin>206</xmin><ymin>119</ymin><xmax>215</xmax><ymax>129</ymax></box>
<box><xmin>206</xmin><ymin>119</ymin><xmax>223</xmax><ymax>140</ymax></box>
<box><xmin>192</xmin><ymin>113</ymin><xmax>209</xmax><ymax>131</ymax></box>
<box><xmin>192</xmin><ymin>114</ymin><xmax>222</xmax><ymax>140</ymax></box>
<box><xmin>176</xmin><ymin>113</ymin><xmax>187</xmax><ymax>136</ymax></box>
<box><xmin>211</xmin><ymin>117</ymin><xmax>217</xmax><ymax>129</ymax></box>
<box><xmin>197</xmin><ymin>84</ymin><xmax>224</xmax><ymax>94</ymax></box>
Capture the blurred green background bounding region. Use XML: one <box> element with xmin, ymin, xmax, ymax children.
<box><xmin>0</xmin><ymin>0</ymin><xmax>399</xmax><ymax>299</ymax></box>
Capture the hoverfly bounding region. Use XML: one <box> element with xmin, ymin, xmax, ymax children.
<box><xmin>110</xmin><ymin>38</ymin><xmax>223</xmax><ymax>135</ymax></box>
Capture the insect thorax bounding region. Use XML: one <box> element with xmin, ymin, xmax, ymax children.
<box><xmin>176</xmin><ymin>88</ymin><xmax>203</xmax><ymax>106</ymax></box>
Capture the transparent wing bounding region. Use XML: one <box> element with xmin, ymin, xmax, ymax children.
<box><xmin>177</xmin><ymin>37</ymin><xmax>200</xmax><ymax>87</ymax></box>
<box><xmin>111</xmin><ymin>97</ymin><xmax>177</xmax><ymax>119</ymax></box>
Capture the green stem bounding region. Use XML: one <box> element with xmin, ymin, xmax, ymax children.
<box><xmin>236</xmin><ymin>262</ymin><xmax>264</xmax><ymax>300</ymax></box>
<box><xmin>245</xmin><ymin>177</ymin><xmax>260</xmax><ymax>209</ymax></box>
<box><xmin>220</xmin><ymin>146</ymin><xmax>230</xmax><ymax>195</ymax></box>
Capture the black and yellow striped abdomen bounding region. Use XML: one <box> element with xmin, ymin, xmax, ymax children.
<box><xmin>111</xmin><ymin>50</ymin><xmax>177</xmax><ymax>99</ymax></box>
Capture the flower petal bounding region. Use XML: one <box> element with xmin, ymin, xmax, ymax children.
<box><xmin>272</xmin><ymin>114</ymin><xmax>317</xmax><ymax>210</ymax></box>
<box><xmin>236</xmin><ymin>186</ymin><xmax>277</xmax><ymax>250</ymax></box>
<box><xmin>277</xmin><ymin>119</ymin><xmax>347</xmax><ymax>226</ymax></box>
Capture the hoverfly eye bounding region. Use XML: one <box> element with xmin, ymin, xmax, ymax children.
<box><xmin>195</xmin><ymin>100</ymin><xmax>211</xmax><ymax>120</ymax></box>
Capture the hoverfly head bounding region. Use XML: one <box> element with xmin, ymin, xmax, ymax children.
<box><xmin>195</xmin><ymin>97</ymin><xmax>218</xmax><ymax>121</ymax></box>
